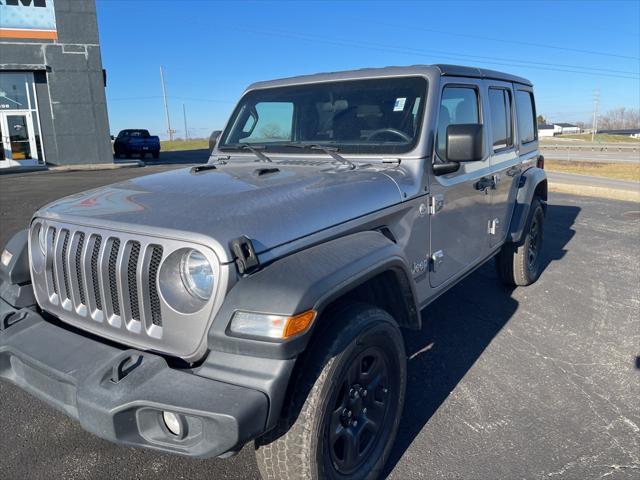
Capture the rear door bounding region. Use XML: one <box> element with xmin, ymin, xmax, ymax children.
<box><xmin>429</xmin><ymin>79</ymin><xmax>491</xmax><ymax>288</ymax></box>
<box><xmin>484</xmin><ymin>81</ymin><xmax>520</xmax><ymax>247</ymax></box>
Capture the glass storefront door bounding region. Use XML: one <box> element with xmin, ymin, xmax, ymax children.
<box><xmin>0</xmin><ymin>72</ymin><xmax>43</xmax><ymax>168</ymax></box>
<box><xmin>0</xmin><ymin>112</ymin><xmax>39</xmax><ymax>166</ymax></box>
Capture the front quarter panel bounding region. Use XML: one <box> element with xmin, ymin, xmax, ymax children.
<box><xmin>208</xmin><ymin>231</ymin><xmax>419</xmax><ymax>359</ymax></box>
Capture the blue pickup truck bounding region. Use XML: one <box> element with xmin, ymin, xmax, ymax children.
<box><xmin>113</xmin><ymin>129</ymin><xmax>161</xmax><ymax>159</ymax></box>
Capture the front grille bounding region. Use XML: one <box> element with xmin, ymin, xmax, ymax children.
<box><xmin>40</xmin><ymin>225</ymin><xmax>164</xmax><ymax>330</ymax></box>
<box><xmin>30</xmin><ymin>218</ymin><xmax>222</xmax><ymax>360</ymax></box>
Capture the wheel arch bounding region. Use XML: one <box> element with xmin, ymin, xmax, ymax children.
<box><xmin>508</xmin><ymin>167</ymin><xmax>547</xmax><ymax>244</ymax></box>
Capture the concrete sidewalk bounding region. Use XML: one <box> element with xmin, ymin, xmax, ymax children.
<box><xmin>547</xmin><ymin>171</ymin><xmax>639</xmax><ymax>202</ymax></box>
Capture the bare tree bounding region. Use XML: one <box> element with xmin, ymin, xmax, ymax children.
<box><xmin>259</xmin><ymin>124</ymin><xmax>288</xmax><ymax>140</ymax></box>
<box><xmin>597</xmin><ymin>108</ymin><xmax>640</xmax><ymax>130</ymax></box>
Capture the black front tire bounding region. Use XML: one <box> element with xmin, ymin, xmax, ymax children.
<box><xmin>255</xmin><ymin>304</ymin><xmax>406</xmax><ymax>480</ymax></box>
<box><xmin>496</xmin><ymin>197</ymin><xmax>545</xmax><ymax>286</ymax></box>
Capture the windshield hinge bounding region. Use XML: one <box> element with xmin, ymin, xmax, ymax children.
<box><xmin>230</xmin><ymin>236</ymin><xmax>260</xmax><ymax>275</ymax></box>
<box><xmin>428</xmin><ymin>194</ymin><xmax>445</xmax><ymax>215</ymax></box>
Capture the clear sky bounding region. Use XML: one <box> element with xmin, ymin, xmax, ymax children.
<box><xmin>96</xmin><ymin>0</ymin><xmax>640</xmax><ymax>139</ymax></box>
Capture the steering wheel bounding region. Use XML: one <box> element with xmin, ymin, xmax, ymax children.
<box><xmin>366</xmin><ymin>128</ymin><xmax>412</xmax><ymax>143</ymax></box>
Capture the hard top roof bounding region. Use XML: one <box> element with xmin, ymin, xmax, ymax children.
<box><xmin>246</xmin><ymin>64</ymin><xmax>533</xmax><ymax>91</ymax></box>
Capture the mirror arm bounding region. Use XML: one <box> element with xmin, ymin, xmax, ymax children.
<box><xmin>433</xmin><ymin>161</ymin><xmax>460</xmax><ymax>176</ymax></box>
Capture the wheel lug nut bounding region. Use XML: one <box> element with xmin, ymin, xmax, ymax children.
<box><xmin>363</xmin><ymin>389</ymin><xmax>368</xmax><ymax>397</ymax></box>
<box><xmin>362</xmin><ymin>408</ymin><xmax>367</xmax><ymax>414</ymax></box>
<box><xmin>353</xmin><ymin>420</ymin><xmax>358</xmax><ymax>427</ymax></box>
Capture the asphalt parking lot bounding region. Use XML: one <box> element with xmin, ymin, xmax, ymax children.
<box><xmin>0</xmin><ymin>165</ymin><xmax>639</xmax><ymax>480</ymax></box>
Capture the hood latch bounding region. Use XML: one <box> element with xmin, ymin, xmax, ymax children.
<box><xmin>230</xmin><ymin>236</ymin><xmax>260</xmax><ymax>275</ymax></box>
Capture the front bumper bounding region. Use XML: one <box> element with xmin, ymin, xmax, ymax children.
<box><xmin>0</xmin><ymin>303</ymin><xmax>269</xmax><ymax>458</ymax></box>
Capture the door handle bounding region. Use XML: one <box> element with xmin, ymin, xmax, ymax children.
<box><xmin>474</xmin><ymin>176</ymin><xmax>496</xmax><ymax>192</ymax></box>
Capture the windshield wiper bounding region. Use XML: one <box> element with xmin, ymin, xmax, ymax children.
<box><xmin>239</xmin><ymin>143</ymin><xmax>272</xmax><ymax>163</ymax></box>
<box><xmin>283</xmin><ymin>143</ymin><xmax>355</xmax><ymax>170</ymax></box>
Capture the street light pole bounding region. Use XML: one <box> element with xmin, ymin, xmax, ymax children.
<box><xmin>591</xmin><ymin>89</ymin><xmax>600</xmax><ymax>142</ymax></box>
<box><xmin>160</xmin><ymin>65</ymin><xmax>173</xmax><ymax>141</ymax></box>
<box><xmin>183</xmin><ymin>103</ymin><xmax>189</xmax><ymax>141</ymax></box>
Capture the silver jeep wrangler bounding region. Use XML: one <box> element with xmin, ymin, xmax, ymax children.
<box><xmin>0</xmin><ymin>64</ymin><xmax>546</xmax><ymax>480</ymax></box>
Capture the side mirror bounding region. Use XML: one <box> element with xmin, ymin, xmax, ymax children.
<box><xmin>446</xmin><ymin>124</ymin><xmax>484</xmax><ymax>162</ymax></box>
<box><xmin>433</xmin><ymin>124</ymin><xmax>484</xmax><ymax>176</ymax></box>
<box><xmin>110</xmin><ymin>135</ymin><xmax>115</xmax><ymax>141</ymax></box>
<box><xmin>209</xmin><ymin>130</ymin><xmax>222</xmax><ymax>153</ymax></box>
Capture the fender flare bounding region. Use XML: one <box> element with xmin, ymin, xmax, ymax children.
<box><xmin>207</xmin><ymin>230</ymin><xmax>420</xmax><ymax>360</ymax></box>
<box><xmin>508</xmin><ymin>167</ymin><xmax>547</xmax><ymax>244</ymax></box>
<box><xmin>0</xmin><ymin>229</ymin><xmax>36</xmax><ymax>309</ymax></box>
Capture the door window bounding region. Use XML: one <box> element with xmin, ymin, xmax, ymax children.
<box><xmin>515</xmin><ymin>90</ymin><xmax>537</xmax><ymax>144</ymax></box>
<box><xmin>489</xmin><ymin>88</ymin><xmax>513</xmax><ymax>151</ymax></box>
<box><xmin>437</xmin><ymin>86</ymin><xmax>480</xmax><ymax>159</ymax></box>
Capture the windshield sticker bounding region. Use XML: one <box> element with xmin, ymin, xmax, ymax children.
<box><xmin>394</xmin><ymin>97</ymin><xmax>407</xmax><ymax>112</ymax></box>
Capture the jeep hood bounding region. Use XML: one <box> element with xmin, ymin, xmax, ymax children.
<box><xmin>36</xmin><ymin>162</ymin><xmax>403</xmax><ymax>263</ymax></box>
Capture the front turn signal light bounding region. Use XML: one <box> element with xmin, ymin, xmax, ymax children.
<box><xmin>230</xmin><ymin>309</ymin><xmax>317</xmax><ymax>340</ymax></box>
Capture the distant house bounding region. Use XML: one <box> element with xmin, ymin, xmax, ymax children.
<box><xmin>538</xmin><ymin>124</ymin><xmax>556</xmax><ymax>137</ymax></box>
<box><xmin>555</xmin><ymin>123</ymin><xmax>581</xmax><ymax>135</ymax></box>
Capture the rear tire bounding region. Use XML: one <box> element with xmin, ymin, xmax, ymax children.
<box><xmin>496</xmin><ymin>198</ymin><xmax>545</xmax><ymax>286</ymax></box>
<box><xmin>255</xmin><ymin>304</ymin><xmax>406</xmax><ymax>480</ymax></box>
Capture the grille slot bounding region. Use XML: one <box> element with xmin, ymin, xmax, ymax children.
<box><xmin>127</xmin><ymin>241</ymin><xmax>141</xmax><ymax>322</ymax></box>
<box><xmin>75</xmin><ymin>232</ymin><xmax>86</xmax><ymax>305</ymax></box>
<box><xmin>90</xmin><ymin>236</ymin><xmax>102</xmax><ymax>311</ymax></box>
<box><xmin>49</xmin><ymin>227</ymin><xmax>58</xmax><ymax>295</ymax></box>
<box><xmin>60</xmin><ymin>230</ymin><xmax>71</xmax><ymax>301</ymax></box>
<box><xmin>148</xmin><ymin>246</ymin><xmax>163</xmax><ymax>326</ymax></box>
<box><xmin>108</xmin><ymin>239</ymin><xmax>121</xmax><ymax>316</ymax></box>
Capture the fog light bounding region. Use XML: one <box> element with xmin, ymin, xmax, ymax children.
<box><xmin>162</xmin><ymin>411</ymin><xmax>183</xmax><ymax>437</ymax></box>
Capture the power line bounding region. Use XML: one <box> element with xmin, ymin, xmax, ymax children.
<box><xmin>108</xmin><ymin>95</ymin><xmax>233</xmax><ymax>103</ymax></box>
<box><xmin>365</xmin><ymin>21</ymin><xmax>640</xmax><ymax>61</ymax></box>
<box><xmin>233</xmin><ymin>27</ymin><xmax>640</xmax><ymax>80</ymax></box>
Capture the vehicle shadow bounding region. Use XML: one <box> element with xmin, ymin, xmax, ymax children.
<box><xmin>383</xmin><ymin>203</ymin><xmax>580</xmax><ymax>476</ymax></box>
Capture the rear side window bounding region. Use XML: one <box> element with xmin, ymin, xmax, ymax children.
<box><xmin>437</xmin><ymin>86</ymin><xmax>480</xmax><ymax>159</ymax></box>
<box><xmin>489</xmin><ymin>88</ymin><xmax>513</xmax><ymax>150</ymax></box>
<box><xmin>516</xmin><ymin>90</ymin><xmax>537</xmax><ymax>144</ymax></box>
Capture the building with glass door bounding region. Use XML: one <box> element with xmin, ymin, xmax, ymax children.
<box><xmin>0</xmin><ymin>0</ymin><xmax>112</xmax><ymax>168</ymax></box>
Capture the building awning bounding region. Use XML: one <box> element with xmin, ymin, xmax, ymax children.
<box><xmin>0</xmin><ymin>64</ymin><xmax>50</xmax><ymax>72</ymax></box>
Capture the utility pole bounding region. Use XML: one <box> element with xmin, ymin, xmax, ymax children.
<box><xmin>183</xmin><ymin>103</ymin><xmax>189</xmax><ymax>141</ymax></box>
<box><xmin>591</xmin><ymin>89</ymin><xmax>600</xmax><ymax>142</ymax></box>
<box><xmin>160</xmin><ymin>66</ymin><xmax>173</xmax><ymax>141</ymax></box>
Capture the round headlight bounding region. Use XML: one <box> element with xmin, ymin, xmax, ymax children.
<box><xmin>179</xmin><ymin>249</ymin><xmax>214</xmax><ymax>300</ymax></box>
<box><xmin>38</xmin><ymin>225</ymin><xmax>47</xmax><ymax>254</ymax></box>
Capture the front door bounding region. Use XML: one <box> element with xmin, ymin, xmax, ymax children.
<box><xmin>429</xmin><ymin>80</ymin><xmax>491</xmax><ymax>288</ymax></box>
<box><xmin>0</xmin><ymin>112</ymin><xmax>39</xmax><ymax>166</ymax></box>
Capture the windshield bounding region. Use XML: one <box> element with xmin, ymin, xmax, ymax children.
<box><xmin>220</xmin><ymin>77</ymin><xmax>427</xmax><ymax>154</ymax></box>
